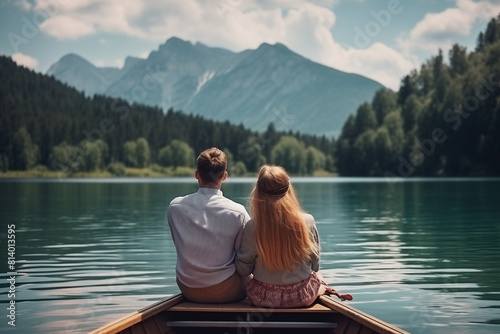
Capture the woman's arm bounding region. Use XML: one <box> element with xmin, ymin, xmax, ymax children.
<box><xmin>235</xmin><ymin>219</ymin><xmax>257</xmax><ymax>276</ymax></box>
<box><xmin>307</xmin><ymin>214</ymin><xmax>321</xmax><ymax>272</ymax></box>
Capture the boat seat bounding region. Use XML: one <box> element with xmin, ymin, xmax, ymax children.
<box><xmin>165</xmin><ymin>299</ymin><xmax>339</xmax><ymax>330</ymax></box>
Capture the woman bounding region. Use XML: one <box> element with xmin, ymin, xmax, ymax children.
<box><xmin>236</xmin><ymin>165</ymin><xmax>337</xmax><ymax>308</ymax></box>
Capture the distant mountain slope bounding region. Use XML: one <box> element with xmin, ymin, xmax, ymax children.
<box><xmin>185</xmin><ymin>42</ymin><xmax>383</xmax><ymax>135</ymax></box>
<box><xmin>47</xmin><ymin>38</ymin><xmax>384</xmax><ymax>136</ymax></box>
<box><xmin>47</xmin><ymin>53</ymin><xmax>142</xmax><ymax>97</ymax></box>
<box><xmin>104</xmin><ymin>37</ymin><xmax>237</xmax><ymax>113</ymax></box>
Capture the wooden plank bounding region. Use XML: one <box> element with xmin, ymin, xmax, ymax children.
<box><xmin>142</xmin><ymin>316</ymin><xmax>162</xmax><ymax>334</ymax></box>
<box><xmin>359</xmin><ymin>326</ymin><xmax>377</xmax><ymax>334</ymax></box>
<box><xmin>89</xmin><ymin>294</ymin><xmax>185</xmax><ymax>334</ymax></box>
<box><xmin>152</xmin><ymin>313</ymin><xmax>169</xmax><ymax>333</ymax></box>
<box><xmin>334</xmin><ymin>317</ymin><xmax>351</xmax><ymax>334</ymax></box>
<box><xmin>168</xmin><ymin>300</ymin><xmax>333</xmax><ymax>313</ymax></box>
<box><xmin>128</xmin><ymin>323</ymin><xmax>147</xmax><ymax>334</ymax></box>
<box><xmin>166</xmin><ymin>320</ymin><xmax>337</xmax><ymax>328</ymax></box>
<box><xmin>139</xmin><ymin>294</ymin><xmax>185</xmax><ymax>319</ymax></box>
<box><xmin>318</xmin><ymin>296</ymin><xmax>411</xmax><ymax>334</ymax></box>
<box><xmin>90</xmin><ymin>293</ymin><xmax>410</xmax><ymax>334</ymax></box>
<box><xmin>344</xmin><ymin>320</ymin><xmax>361</xmax><ymax>334</ymax></box>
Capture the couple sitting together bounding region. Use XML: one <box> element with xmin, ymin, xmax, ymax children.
<box><xmin>167</xmin><ymin>147</ymin><xmax>337</xmax><ymax>308</ymax></box>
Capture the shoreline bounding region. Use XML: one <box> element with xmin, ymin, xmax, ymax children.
<box><xmin>2</xmin><ymin>171</ymin><xmax>500</xmax><ymax>182</ymax></box>
<box><xmin>0</xmin><ymin>166</ymin><xmax>197</xmax><ymax>179</ymax></box>
<box><xmin>0</xmin><ymin>166</ymin><xmax>336</xmax><ymax>179</ymax></box>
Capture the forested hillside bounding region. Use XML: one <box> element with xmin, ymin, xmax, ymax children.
<box><xmin>336</xmin><ymin>14</ymin><xmax>500</xmax><ymax>177</ymax></box>
<box><xmin>0</xmin><ymin>56</ymin><xmax>335</xmax><ymax>176</ymax></box>
<box><xmin>2</xmin><ymin>14</ymin><xmax>500</xmax><ymax>178</ymax></box>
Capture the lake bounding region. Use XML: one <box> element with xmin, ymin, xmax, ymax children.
<box><xmin>1</xmin><ymin>177</ymin><xmax>499</xmax><ymax>333</ymax></box>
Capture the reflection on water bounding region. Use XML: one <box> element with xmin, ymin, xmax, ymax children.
<box><xmin>0</xmin><ymin>178</ymin><xmax>499</xmax><ymax>333</ymax></box>
<box><xmin>0</xmin><ymin>180</ymin><xmax>195</xmax><ymax>333</ymax></box>
<box><xmin>295</xmin><ymin>179</ymin><xmax>500</xmax><ymax>334</ymax></box>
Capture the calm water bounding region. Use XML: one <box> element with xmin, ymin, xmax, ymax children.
<box><xmin>1</xmin><ymin>177</ymin><xmax>499</xmax><ymax>334</ymax></box>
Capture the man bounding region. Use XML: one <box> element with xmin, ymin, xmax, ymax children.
<box><xmin>167</xmin><ymin>147</ymin><xmax>250</xmax><ymax>303</ymax></box>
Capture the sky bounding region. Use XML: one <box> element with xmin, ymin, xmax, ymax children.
<box><xmin>1</xmin><ymin>0</ymin><xmax>500</xmax><ymax>90</ymax></box>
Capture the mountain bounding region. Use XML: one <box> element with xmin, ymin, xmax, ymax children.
<box><xmin>185</xmin><ymin>42</ymin><xmax>383</xmax><ymax>136</ymax></box>
<box><xmin>104</xmin><ymin>37</ymin><xmax>236</xmax><ymax>113</ymax></box>
<box><xmin>0</xmin><ymin>55</ymin><xmax>335</xmax><ymax>174</ymax></box>
<box><xmin>46</xmin><ymin>53</ymin><xmax>142</xmax><ymax>97</ymax></box>
<box><xmin>47</xmin><ymin>38</ymin><xmax>384</xmax><ymax>136</ymax></box>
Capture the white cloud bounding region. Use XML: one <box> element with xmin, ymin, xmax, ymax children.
<box><xmin>36</xmin><ymin>0</ymin><xmax>145</xmax><ymax>39</ymax></box>
<box><xmin>94</xmin><ymin>59</ymin><xmax>105</xmax><ymax>67</ymax></box>
<box><xmin>11</xmin><ymin>52</ymin><xmax>39</xmax><ymax>69</ymax></box>
<box><xmin>138</xmin><ymin>51</ymin><xmax>150</xmax><ymax>59</ymax></box>
<box><xmin>34</xmin><ymin>1</ymin><xmax>339</xmax><ymax>46</ymax></box>
<box><xmin>40</xmin><ymin>15</ymin><xmax>95</xmax><ymax>39</ymax></box>
<box><xmin>31</xmin><ymin>0</ymin><xmax>421</xmax><ymax>89</ymax></box>
<box><xmin>399</xmin><ymin>0</ymin><xmax>500</xmax><ymax>54</ymax></box>
<box><xmin>336</xmin><ymin>43</ymin><xmax>416</xmax><ymax>90</ymax></box>
<box><xmin>114</xmin><ymin>58</ymin><xmax>124</xmax><ymax>68</ymax></box>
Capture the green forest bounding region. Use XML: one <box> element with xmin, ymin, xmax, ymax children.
<box><xmin>336</xmin><ymin>14</ymin><xmax>500</xmax><ymax>177</ymax></box>
<box><xmin>1</xmin><ymin>14</ymin><xmax>499</xmax><ymax>177</ymax></box>
<box><xmin>0</xmin><ymin>55</ymin><xmax>335</xmax><ymax>177</ymax></box>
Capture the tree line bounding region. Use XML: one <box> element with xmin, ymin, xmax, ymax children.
<box><xmin>2</xmin><ymin>14</ymin><xmax>499</xmax><ymax>177</ymax></box>
<box><xmin>336</xmin><ymin>14</ymin><xmax>500</xmax><ymax>177</ymax></box>
<box><xmin>0</xmin><ymin>56</ymin><xmax>335</xmax><ymax>176</ymax></box>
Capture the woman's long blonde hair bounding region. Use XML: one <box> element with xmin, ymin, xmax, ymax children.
<box><xmin>251</xmin><ymin>165</ymin><xmax>318</xmax><ymax>271</ymax></box>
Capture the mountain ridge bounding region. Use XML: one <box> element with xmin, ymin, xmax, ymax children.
<box><xmin>47</xmin><ymin>38</ymin><xmax>384</xmax><ymax>136</ymax></box>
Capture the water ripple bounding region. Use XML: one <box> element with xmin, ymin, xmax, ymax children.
<box><xmin>1</xmin><ymin>179</ymin><xmax>499</xmax><ymax>334</ymax></box>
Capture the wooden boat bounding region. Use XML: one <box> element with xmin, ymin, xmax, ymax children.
<box><xmin>89</xmin><ymin>293</ymin><xmax>410</xmax><ymax>334</ymax></box>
